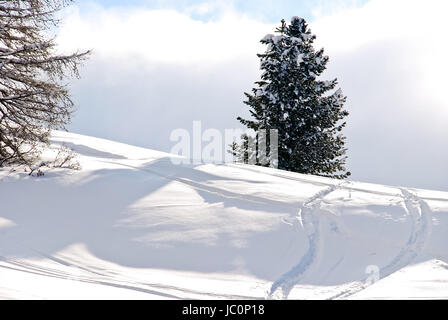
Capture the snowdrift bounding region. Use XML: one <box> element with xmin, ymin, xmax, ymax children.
<box><xmin>0</xmin><ymin>131</ymin><xmax>447</xmax><ymax>299</ymax></box>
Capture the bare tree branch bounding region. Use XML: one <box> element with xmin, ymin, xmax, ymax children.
<box><xmin>0</xmin><ymin>0</ymin><xmax>90</xmax><ymax>167</ymax></box>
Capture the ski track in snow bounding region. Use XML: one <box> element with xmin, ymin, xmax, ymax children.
<box><xmin>0</xmin><ymin>253</ymin><xmax>262</xmax><ymax>300</ymax></box>
<box><xmin>382</xmin><ymin>189</ymin><xmax>432</xmax><ymax>277</ymax></box>
<box><xmin>225</xmin><ymin>163</ymin><xmax>333</xmax><ymax>188</ymax></box>
<box><xmin>0</xmin><ymin>147</ymin><xmax>440</xmax><ymax>300</ymax></box>
<box><xmin>267</xmin><ymin>184</ymin><xmax>433</xmax><ymax>300</ymax></box>
<box><xmin>101</xmin><ymin>160</ymin><xmax>296</xmax><ymax>211</ymax></box>
<box><xmin>224</xmin><ymin>163</ymin><xmax>429</xmax><ymax>200</ymax></box>
<box><xmin>328</xmin><ymin>188</ymin><xmax>433</xmax><ymax>300</ymax></box>
<box><xmin>268</xmin><ymin>184</ymin><xmax>341</xmax><ymax>299</ymax></box>
<box><xmin>1</xmin><ymin>158</ymin><xmax>296</xmax><ymax>300</ymax></box>
<box><xmin>0</xmin><ymin>158</ymin><xmax>289</xmax><ymax>300</ymax></box>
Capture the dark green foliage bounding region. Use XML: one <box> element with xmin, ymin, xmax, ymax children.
<box><xmin>237</xmin><ymin>17</ymin><xmax>350</xmax><ymax>179</ymax></box>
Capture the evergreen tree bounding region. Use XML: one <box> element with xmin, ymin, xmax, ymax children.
<box><xmin>0</xmin><ymin>0</ymin><xmax>89</xmax><ymax>167</ymax></box>
<box><xmin>237</xmin><ymin>17</ymin><xmax>350</xmax><ymax>179</ymax></box>
<box><xmin>228</xmin><ymin>134</ymin><xmax>257</xmax><ymax>165</ymax></box>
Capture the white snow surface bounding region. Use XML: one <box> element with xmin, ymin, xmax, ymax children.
<box><xmin>0</xmin><ymin>131</ymin><xmax>447</xmax><ymax>300</ymax></box>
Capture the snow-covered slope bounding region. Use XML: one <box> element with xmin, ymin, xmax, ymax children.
<box><xmin>0</xmin><ymin>131</ymin><xmax>447</xmax><ymax>300</ymax></box>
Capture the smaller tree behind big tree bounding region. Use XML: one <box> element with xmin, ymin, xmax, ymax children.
<box><xmin>238</xmin><ymin>17</ymin><xmax>350</xmax><ymax>179</ymax></box>
<box><xmin>0</xmin><ymin>0</ymin><xmax>89</xmax><ymax>167</ymax></box>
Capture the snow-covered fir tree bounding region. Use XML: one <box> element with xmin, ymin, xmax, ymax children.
<box><xmin>237</xmin><ymin>17</ymin><xmax>350</xmax><ymax>179</ymax></box>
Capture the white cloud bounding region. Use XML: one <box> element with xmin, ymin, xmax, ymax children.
<box><xmin>313</xmin><ymin>0</ymin><xmax>448</xmax><ymax>114</ymax></box>
<box><xmin>58</xmin><ymin>4</ymin><xmax>274</xmax><ymax>64</ymax></box>
<box><xmin>59</xmin><ymin>0</ymin><xmax>448</xmax><ymax>191</ymax></box>
<box><xmin>310</xmin><ymin>0</ymin><xmax>448</xmax><ymax>189</ymax></box>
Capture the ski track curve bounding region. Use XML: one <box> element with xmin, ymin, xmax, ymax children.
<box><xmin>381</xmin><ymin>188</ymin><xmax>432</xmax><ymax>276</ymax></box>
<box><xmin>2</xmin><ymin>154</ymin><xmax>437</xmax><ymax>300</ymax></box>
<box><xmin>268</xmin><ymin>184</ymin><xmax>341</xmax><ymax>300</ymax></box>
<box><xmin>328</xmin><ymin>188</ymin><xmax>433</xmax><ymax>300</ymax></box>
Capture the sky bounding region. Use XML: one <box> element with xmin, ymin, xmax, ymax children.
<box><xmin>74</xmin><ymin>0</ymin><xmax>370</xmax><ymax>23</ymax></box>
<box><xmin>56</xmin><ymin>0</ymin><xmax>448</xmax><ymax>191</ymax></box>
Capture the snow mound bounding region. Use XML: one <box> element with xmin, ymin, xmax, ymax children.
<box><xmin>0</xmin><ymin>131</ymin><xmax>447</xmax><ymax>299</ymax></box>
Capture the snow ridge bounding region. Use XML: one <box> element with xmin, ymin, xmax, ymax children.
<box><xmin>1</xmin><ymin>132</ymin><xmax>446</xmax><ymax>300</ymax></box>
